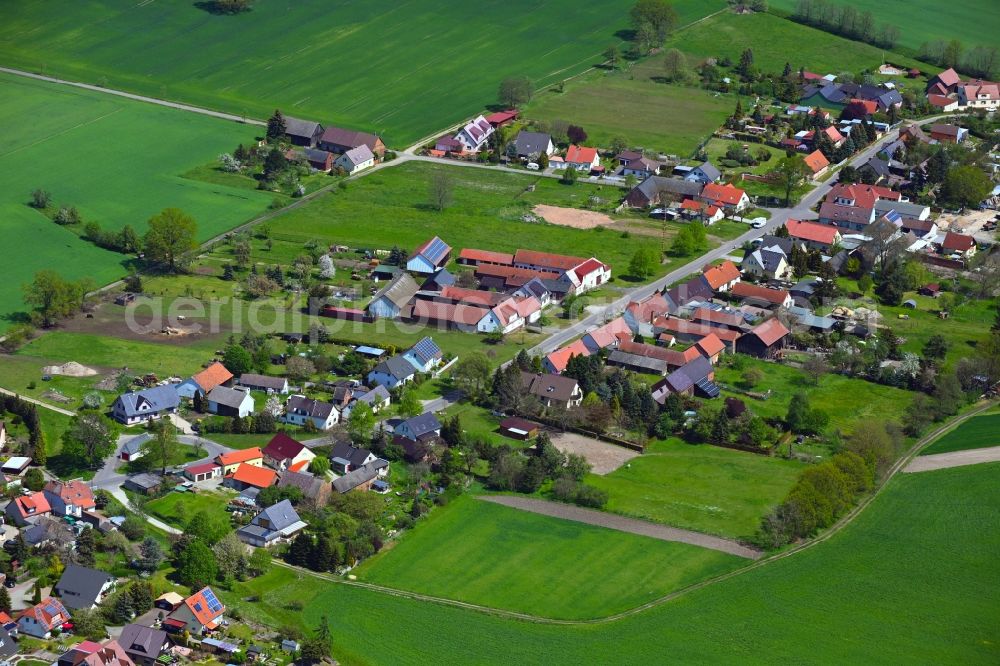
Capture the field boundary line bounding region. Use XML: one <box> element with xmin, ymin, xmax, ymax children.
<box><xmin>0</xmin><ymin>107</ymin><xmax>124</xmax><ymax>159</ymax></box>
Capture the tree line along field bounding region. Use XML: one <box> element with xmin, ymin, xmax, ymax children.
<box><xmin>920</xmin><ymin>412</ymin><xmax>1000</xmax><ymax>456</ymax></box>
<box><xmin>352</xmin><ymin>495</ymin><xmax>744</xmax><ymax>620</ymax></box>
<box><xmin>220</xmin><ymin>463</ymin><xmax>1000</xmax><ymax>664</ymax></box>
<box><xmin>0</xmin><ymin>73</ymin><xmax>273</xmax><ymax>328</ymax></box>
<box><xmin>768</xmin><ymin>0</ymin><xmax>999</xmax><ymax>53</ymax></box>
<box><xmin>0</xmin><ymin>0</ymin><xmax>724</xmax><ymax>148</ymax></box>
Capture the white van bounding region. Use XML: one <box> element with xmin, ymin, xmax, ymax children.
<box><xmin>526</xmin><ymin>162</ymin><xmax>539</xmax><ymax>171</ymax></box>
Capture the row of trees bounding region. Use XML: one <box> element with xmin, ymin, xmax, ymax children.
<box><xmin>792</xmin><ymin>0</ymin><xmax>901</xmax><ymax>49</ymax></box>
<box><xmin>919</xmin><ymin>40</ymin><xmax>999</xmax><ymax>79</ymax></box>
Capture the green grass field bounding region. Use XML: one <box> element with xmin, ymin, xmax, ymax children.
<box><xmin>0</xmin><ymin>0</ymin><xmax>726</xmax><ymax>147</ymax></box>
<box><xmin>920</xmin><ymin>413</ymin><xmax>1000</xmax><ymax>456</ymax></box>
<box><xmin>145</xmin><ymin>489</ymin><xmax>233</xmax><ymax>530</ymax></box>
<box><xmin>354</xmin><ymin>495</ymin><xmax>743</xmax><ymax>619</ymax></box>
<box><xmin>524</xmin><ymin>79</ymin><xmax>733</xmax><ymax>157</ymax></box>
<box><xmin>662</xmin><ymin>11</ymin><xmax>930</xmax><ymax>75</ymax></box>
<box><xmin>221</xmin><ymin>463</ymin><xmax>1000</xmax><ymax>664</ymax></box>
<box><xmin>768</xmin><ymin>1</ymin><xmax>998</xmax><ymax>53</ymax></box>
<box><xmin>0</xmin><ymin>73</ymin><xmax>271</xmax><ymax>327</ymax></box>
<box><xmin>587</xmin><ymin>438</ymin><xmax>804</xmax><ymax>539</ymax></box>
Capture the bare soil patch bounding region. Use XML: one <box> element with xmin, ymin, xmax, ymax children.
<box><xmin>550</xmin><ymin>432</ymin><xmax>640</xmax><ymax>475</ymax></box>
<box><xmin>41</xmin><ymin>361</ymin><xmax>98</xmax><ymax>377</ymax></box>
<box><xmin>533</xmin><ymin>204</ymin><xmax>615</xmax><ymax>229</ymax></box>
<box><xmin>904</xmin><ymin>446</ymin><xmax>1000</xmax><ymax>473</ymax></box>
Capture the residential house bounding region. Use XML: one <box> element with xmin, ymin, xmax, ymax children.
<box><xmin>56</xmin><ymin>639</ymin><xmax>135</xmax><ymax>666</ymax></box>
<box><xmin>332</xmin><ymin>461</ymin><xmax>389</xmax><ymax>494</ymax></box>
<box><xmin>731</xmin><ymin>282</ymin><xmax>793</xmax><ymax>309</ymax></box>
<box><xmin>276</xmin><ymin>470</ymin><xmax>331</xmax><ymax>507</ymax></box>
<box><xmin>581</xmin><ymin>317</ymin><xmax>632</xmax><ymax>354</ymax></box>
<box><xmin>317</xmin><ymin>127</ymin><xmax>385</xmax><ymax>159</ymax></box>
<box><xmin>118</xmin><ymin>433</ymin><xmax>151</xmax><ymax>462</ymax></box>
<box><xmin>543</xmin><ymin>339</ymin><xmax>591</xmax><ymax>374</ymax></box>
<box><xmin>803</xmin><ymin>150</ymin><xmax>830</xmax><ymax>179</ymax></box>
<box><xmin>680</xmin><ymin>199</ymin><xmax>724</xmax><ymax>224</ymax></box>
<box><xmin>786</xmin><ymin>219</ymin><xmax>841</xmax><ymax>251</ymax></box>
<box><xmin>683</xmin><ymin>161</ymin><xmax>721</xmax><ymax>184</ymax></box>
<box><xmin>5</xmin><ymin>492</ymin><xmax>51</xmax><ymax>526</ymax></box>
<box><xmin>691</xmin><ymin>307</ymin><xmax>750</xmax><ymax>333</ymax></box>
<box><xmin>301</xmin><ymin>148</ymin><xmax>335</xmax><ymax>172</ymax></box>
<box><xmin>184</xmin><ymin>462</ymin><xmax>221</xmax><ymax>483</ymax></box>
<box><xmin>216</xmin><ymin>447</ymin><xmax>264</xmax><ymax>475</ymax></box>
<box><xmin>434</xmin><ymin>135</ymin><xmax>463</xmax><ymax>154</ymax></box>
<box><xmin>404</xmin><ymin>299</ymin><xmax>487</xmax><ymax>332</ymax></box>
<box><xmin>329</xmin><ymin>441</ymin><xmax>379</xmax><ymax>474</ymax></box>
<box><xmin>572</xmin><ymin>258</ymin><xmax>611</xmax><ymax>292</ymax></box>
<box><xmin>53</xmin><ymin>565</ymin><xmax>115</xmax><ymax>611</ymax></box>
<box><xmin>957</xmin><ymin>80</ymin><xmax>1000</xmax><ymax>111</ymax></box>
<box><xmin>22</xmin><ymin>517</ymin><xmax>74</xmax><ymax>549</ymax></box>
<box><xmin>237</xmin><ymin>500</ymin><xmax>307</xmax><ymax>547</ymax></box>
<box><xmin>623</xmin><ymin>293</ymin><xmax>672</xmax><ymax>338</ymax></box>
<box><xmin>334</xmin><ymin>144</ymin><xmax>375</xmax><ymax>174</ymax></box>
<box><xmin>367</xmin><ymin>355</ymin><xmax>417</xmax><ymax>389</ymax></box>
<box><xmin>625</xmin><ymin>176</ymin><xmax>704</xmax><ymax>208</ymax></box>
<box><xmin>736</xmin><ymin>318</ymin><xmax>791</xmax><ymax>358</ymax></box>
<box><xmin>926</xmin><ymin>68</ymin><xmax>962</xmax><ymax>95</ymax></box>
<box><xmin>262</xmin><ymin>433</ymin><xmax>316</xmax><ymax>472</ymax></box>
<box><xmin>283</xmin><ymin>117</ymin><xmax>324</xmax><ymax>147</ymax></box>
<box><xmin>741</xmin><ymin>239</ymin><xmax>793</xmax><ymax>280</ymax></box>
<box><xmin>367</xmin><ymin>273</ymin><xmax>419</xmax><ymax>319</ymax></box>
<box><xmin>651</xmin><ymin>356</ymin><xmax>719</xmax><ymax>402</ymax></box>
<box><xmin>700</xmin><ymin>182</ymin><xmax>749</xmax><ymax>213</ymax></box>
<box><xmin>225</xmin><ymin>463</ymin><xmax>277</xmax><ymax>491</ymax></box>
<box><xmin>940</xmin><ymin>232</ymin><xmax>977</xmax><ymax>259</ymax></box>
<box><xmin>347</xmin><ymin>384</ymin><xmax>391</xmax><ymax>415</ymax></box>
<box><xmin>695</xmin><ymin>333</ymin><xmax>726</xmax><ymax>363</ymax></box>
<box><xmin>122</xmin><ymin>473</ymin><xmax>162</xmax><ymax>496</ymax></box>
<box><xmin>560</xmin><ymin>145</ymin><xmax>600</xmax><ymax>171</ymax></box>
<box><xmin>454</xmin><ymin>116</ymin><xmax>494</xmax><ymax>153</ymax></box>
<box><xmin>621</xmin><ymin>156</ymin><xmax>663</xmax><ymax>178</ymax></box>
<box><xmin>17</xmin><ymin>597</ymin><xmax>69</xmax><ymax>638</ymax></box>
<box><xmin>175</xmin><ymin>362</ymin><xmax>233</xmax><ymax>399</ymax></box>
<box><xmin>929</xmin><ymin>124</ymin><xmax>968</xmax><ymax>144</ymax></box>
<box><xmin>238</xmin><ymin>373</ymin><xmax>289</xmax><ymax>394</ymax></box>
<box><xmin>406</xmin><ymin>236</ymin><xmax>452</xmax><ymax>274</ymax></box>
<box><xmin>206</xmin><ymin>386</ymin><xmax>254</xmax><ymax>418</ymax></box>
<box><xmin>403</xmin><ymin>337</ymin><xmax>443</xmax><ymax>373</ymax></box>
<box><xmin>395</xmin><ymin>413</ymin><xmax>442</xmax><ymax>442</ymax></box>
<box><xmin>520</xmin><ymin>372</ymin><xmax>583</xmax><ymax>409</ymax></box>
<box><xmin>700</xmin><ymin>261</ymin><xmax>741</xmax><ymax>293</ymax></box>
<box><xmin>665</xmin><ymin>275</ymin><xmax>714</xmax><ymax>309</ymax></box>
<box><xmin>118</xmin><ymin>624</ymin><xmax>169</xmax><ymax>666</ymax></box>
<box><xmin>166</xmin><ymin>588</ymin><xmax>225</xmax><ymax>635</ymax></box>
<box><xmin>282</xmin><ymin>395</ymin><xmax>339</xmax><ymax>430</ymax></box>
<box><xmin>873</xmin><ymin>198</ymin><xmax>930</xmax><ymax>221</ymax></box>
<box><xmin>818</xmin><ymin>183</ymin><xmax>901</xmax><ymax>231</ymax></box>
<box><xmin>43</xmin><ymin>480</ymin><xmax>96</xmax><ymax>518</ymax></box>
<box><xmin>511</xmin><ymin>131</ymin><xmax>555</xmax><ymax>159</ymax></box>
<box><xmin>0</xmin><ymin>626</ymin><xmax>15</xmax><ymax>662</ymax></box>
<box><xmin>111</xmin><ymin>386</ymin><xmax>179</xmax><ymax>425</ymax></box>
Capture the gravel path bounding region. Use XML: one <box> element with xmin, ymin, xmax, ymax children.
<box><xmin>904</xmin><ymin>445</ymin><xmax>1000</xmax><ymax>473</ymax></box>
<box><xmin>479</xmin><ymin>496</ymin><xmax>762</xmax><ymax>559</ymax></box>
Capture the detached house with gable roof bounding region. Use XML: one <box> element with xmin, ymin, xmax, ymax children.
<box><xmin>166</xmin><ymin>588</ymin><xmax>225</xmax><ymax>635</ymax></box>
<box><xmin>786</xmin><ymin>219</ymin><xmax>841</xmax><ymax>251</ymax></box>
<box><xmin>18</xmin><ymin>597</ymin><xmax>70</xmax><ymax>638</ymax></box>
<box><xmin>581</xmin><ymin>317</ymin><xmax>632</xmax><ymax>354</ymax></box>
<box><xmin>215</xmin><ymin>448</ymin><xmax>264</xmax><ymax>475</ymax></box>
<box><xmin>543</xmin><ymin>339</ymin><xmax>591</xmax><ymax>374</ymax></box>
<box><xmin>558</xmin><ymin>145</ymin><xmax>600</xmax><ymax>172</ymax></box>
<box><xmin>454</xmin><ymin>115</ymin><xmax>494</xmax><ymax>153</ymax></box>
<box><xmin>700</xmin><ymin>261</ymin><xmax>741</xmax><ymax>293</ymax></box>
<box><xmin>741</xmin><ymin>237</ymin><xmax>794</xmax><ymax>280</ymax></box>
<box><xmin>403</xmin><ymin>337</ymin><xmax>443</xmax><ymax>373</ymax></box>
<box><xmin>262</xmin><ymin>433</ymin><xmax>316</xmax><ymax>472</ymax></box>
<box><xmin>520</xmin><ymin>372</ymin><xmax>583</xmax><ymax>409</ymax></box>
<box><xmin>176</xmin><ymin>362</ymin><xmax>234</xmax><ymax>399</ymax></box>
<box><xmin>237</xmin><ymin>500</ymin><xmax>307</xmax><ymax>547</ymax></box>
<box><xmin>406</xmin><ymin>237</ymin><xmax>452</xmax><ymax>274</ymax></box>
<box><xmin>511</xmin><ymin>131</ymin><xmax>555</xmax><ymax>159</ymax></box>
<box><xmin>118</xmin><ymin>624</ymin><xmax>170</xmax><ymax>666</ymax></box>
<box><xmin>367</xmin><ymin>355</ymin><xmax>417</xmax><ymax>389</ymax></box>
<box><xmin>53</xmin><ymin>564</ymin><xmax>116</xmax><ymax>611</ymax></box>
<box><xmin>699</xmin><ymin>183</ymin><xmax>749</xmax><ymax>213</ymax></box>
<box><xmin>282</xmin><ymin>395</ymin><xmax>339</xmax><ymax>430</ymax></box>
<box><xmin>206</xmin><ymin>386</ymin><xmax>254</xmax><ymax>419</ymax></box>
<box><xmin>6</xmin><ymin>492</ymin><xmax>51</xmax><ymax>526</ymax></box>
<box><xmin>111</xmin><ymin>386</ymin><xmax>179</xmax><ymax>425</ymax></box>
<box><xmin>43</xmin><ymin>480</ymin><xmax>96</xmax><ymax>518</ymax></box>
<box><xmin>334</xmin><ymin>144</ymin><xmax>375</xmax><ymax>174</ymax></box>
<box><xmin>737</xmin><ymin>318</ymin><xmax>791</xmax><ymax>358</ymax></box>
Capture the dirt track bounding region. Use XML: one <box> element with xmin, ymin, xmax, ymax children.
<box><xmin>903</xmin><ymin>446</ymin><xmax>1000</xmax><ymax>473</ymax></box>
<box><xmin>479</xmin><ymin>495</ymin><xmax>762</xmax><ymax>559</ymax></box>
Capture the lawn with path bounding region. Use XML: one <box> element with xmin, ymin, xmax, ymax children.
<box><xmin>220</xmin><ymin>463</ymin><xmax>1000</xmax><ymax>663</ymax></box>
<box><xmin>0</xmin><ymin>0</ymin><xmax>725</xmax><ymax>147</ymax></box>
<box><xmin>0</xmin><ymin>72</ymin><xmax>271</xmax><ymax>327</ymax></box>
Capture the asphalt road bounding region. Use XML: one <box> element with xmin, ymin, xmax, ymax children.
<box><xmin>92</xmin><ymin>434</ymin><xmax>233</xmax><ymax>491</ymax></box>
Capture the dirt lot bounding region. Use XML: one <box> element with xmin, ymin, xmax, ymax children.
<box><xmin>937</xmin><ymin>209</ymin><xmax>998</xmax><ymax>244</ymax></box>
<box><xmin>533</xmin><ymin>204</ymin><xmax>615</xmax><ymax>229</ymax></box>
<box><xmin>550</xmin><ymin>432</ymin><xmax>640</xmax><ymax>475</ymax></box>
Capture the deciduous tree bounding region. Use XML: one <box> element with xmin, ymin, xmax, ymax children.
<box><xmin>144</xmin><ymin>208</ymin><xmax>197</xmax><ymax>271</ymax></box>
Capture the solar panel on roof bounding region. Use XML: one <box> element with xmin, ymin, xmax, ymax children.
<box><xmin>410</xmin><ymin>337</ymin><xmax>440</xmax><ymax>362</ymax></box>
<box><xmin>202</xmin><ymin>588</ymin><xmax>223</xmax><ymax>613</ymax></box>
<box><xmin>422</xmin><ymin>237</ymin><xmax>450</xmax><ymax>263</ymax></box>
<box><xmin>695</xmin><ymin>378</ymin><xmax>721</xmax><ymax>398</ymax></box>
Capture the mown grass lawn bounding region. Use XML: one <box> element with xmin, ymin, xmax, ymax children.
<box><xmin>0</xmin><ymin>73</ymin><xmax>271</xmax><ymax>328</ymax></box>
<box><xmin>145</xmin><ymin>489</ymin><xmax>233</xmax><ymax>531</ymax></box>
<box><xmin>920</xmin><ymin>413</ymin><xmax>1000</xmax><ymax>456</ymax></box>
<box><xmin>588</xmin><ymin>438</ymin><xmax>804</xmax><ymax>539</ymax></box>
<box><xmin>0</xmin><ymin>0</ymin><xmax>724</xmax><ymax>147</ymax></box>
<box><xmin>222</xmin><ymin>463</ymin><xmax>1000</xmax><ymax>664</ymax></box>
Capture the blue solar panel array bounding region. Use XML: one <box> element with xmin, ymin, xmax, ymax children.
<box><xmin>882</xmin><ymin>209</ymin><xmax>902</xmax><ymax>224</ymax></box>
<box><xmin>421</xmin><ymin>237</ymin><xmax>450</xmax><ymax>264</ymax></box>
<box><xmin>203</xmin><ymin>588</ymin><xmax>224</xmax><ymax>613</ymax></box>
<box><xmin>410</xmin><ymin>336</ymin><xmax>441</xmax><ymax>364</ymax></box>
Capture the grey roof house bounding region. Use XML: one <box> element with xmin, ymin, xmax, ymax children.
<box><xmin>367</xmin><ymin>355</ymin><xmax>417</xmax><ymax>389</ymax></box>
<box><xmin>111</xmin><ymin>386</ymin><xmax>179</xmax><ymax>425</ymax></box>
<box><xmin>119</xmin><ymin>623</ymin><xmax>170</xmax><ymax>666</ymax></box>
<box><xmin>237</xmin><ymin>500</ymin><xmax>308</xmax><ymax>547</ymax></box>
<box><xmin>511</xmin><ymin>131</ymin><xmax>554</xmax><ymax>159</ymax></box>
<box><xmin>283</xmin><ymin>117</ymin><xmax>324</xmax><ymax>147</ymax></box>
<box><xmin>53</xmin><ymin>564</ymin><xmax>116</xmax><ymax>610</ymax></box>
<box><xmin>394</xmin><ymin>413</ymin><xmax>442</xmax><ymax>442</ymax></box>
<box><xmin>119</xmin><ymin>433</ymin><xmax>152</xmax><ymax>461</ymax></box>
<box><xmin>329</xmin><ymin>442</ymin><xmax>378</xmax><ymax>474</ymax></box>
<box><xmin>625</xmin><ymin>176</ymin><xmax>704</xmax><ymax>208</ymax></box>
<box><xmin>367</xmin><ymin>273</ymin><xmax>419</xmax><ymax>319</ymax></box>
<box><xmin>276</xmin><ymin>469</ymin><xmax>331</xmax><ymax>506</ymax></box>
<box><xmin>238</xmin><ymin>373</ymin><xmax>290</xmax><ymax>394</ymax></box>
<box><xmin>332</xmin><ymin>460</ymin><xmax>389</xmax><ymax>494</ymax></box>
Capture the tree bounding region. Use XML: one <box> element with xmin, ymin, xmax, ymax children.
<box><xmin>567</xmin><ymin>125</ymin><xmax>587</xmax><ymax>145</ymax></box>
<box><xmin>628</xmin><ymin>247</ymin><xmax>659</xmax><ymax>279</ymax></box>
<box><xmin>497</xmin><ymin>77</ymin><xmax>533</xmax><ymax>108</ymax></box>
<box><xmin>213</xmin><ymin>532</ymin><xmax>248</xmax><ymax>580</ymax></box>
<box><xmin>610</xmin><ymin>136</ymin><xmax>629</xmax><ymax>156</ymax></box>
<box><xmin>185</xmin><ymin>510</ymin><xmax>230</xmax><ymax>546</ymax></box>
<box><xmin>62</xmin><ymin>412</ymin><xmax>119</xmax><ymax>469</ymax></box>
<box><xmin>176</xmin><ymin>540</ymin><xmax>218</xmax><ymax>589</ymax></box>
<box><xmin>802</xmin><ymin>355</ymin><xmax>829</xmax><ymax>385</ymax></box>
<box><xmin>428</xmin><ymin>170</ymin><xmax>454</xmax><ymax>211</ymax></box>
<box><xmin>309</xmin><ymin>456</ymin><xmax>330</xmax><ymax>476</ymax></box>
<box><xmin>922</xmin><ymin>334</ymin><xmax>949</xmax><ymax>361</ymax></box>
<box><xmin>266</xmin><ymin>109</ymin><xmax>286</xmax><ymax>143</ymax></box>
<box><xmin>72</xmin><ymin>608</ymin><xmax>106</xmax><ymax>641</ymax></box>
<box><xmin>603</xmin><ymin>45</ymin><xmax>620</xmax><ymax>69</ymax></box>
<box><xmin>772</xmin><ymin>155</ymin><xmax>809</xmax><ymax>206</ymax></box>
<box><xmin>211</xmin><ymin>0</ymin><xmax>253</xmax><ymax>13</ymax></box>
<box><xmin>23</xmin><ymin>270</ymin><xmax>85</xmax><ymax>327</ymax></box>
<box><xmin>0</xmin><ymin>587</ymin><xmax>10</xmax><ymax>614</ymax></box>
<box><xmin>941</xmin><ymin>165</ymin><xmax>993</xmax><ymax>208</ymax></box>
<box><xmin>397</xmin><ymin>389</ymin><xmax>422</xmax><ymax>417</ymax></box>
<box><xmin>233</xmin><ymin>240</ymin><xmax>252</xmax><ymax>268</ymax></box>
<box><xmin>23</xmin><ymin>467</ymin><xmax>45</xmax><ymax>491</ymax></box>
<box><xmin>143</xmin><ymin>419</ymin><xmax>178</xmax><ymax>475</ymax></box>
<box><xmin>223</xmin><ymin>344</ymin><xmax>254</xmax><ymax>375</ymax></box>
<box><xmin>736</xmin><ymin>48</ymin><xmax>755</xmax><ymax>79</ymax></box>
<box><xmin>453</xmin><ymin>352</ymin><xmax>492</xmax><ymax>396</ymax></box>
<box><xmin>144</xmin><ymin>208</ymin><xmax>197</xmax><ymax>271</ymax></box>
<box><xmin>76</xmin><ymin>528</ymin><xmax>96</xmax><ymax>567</ymax></box>
<box><xmin>942</xmin><ymin>39</ymin><xmax>964</xmax><ymax>68</ymax></box>
<box><xmin>136</xmin><ymin>537</ymin><xmax>164</xmax><ymax>573</ymax></box>
<box><xmin>345</xmin><ymin>401</ymin><xmax>375</xmax><ymax>445</ymax></box>
<box><xmin>285</xmin><ymin>356</ymin><xmax>315</xmax><ymax>381</ymax></box>
<box><xmin>30</xmin><ymin>188</ymin><xmax>51</xmax><ymax>209</ymax></box>
<box><xmin>662</xmin><ymin>48</ymin><xmax>688</xmax><ymax>81</ymax></box>
<box><xmin>629</xmin><ymin>0</ymin><xmax>678</xmax><ymax>46</ymax></box>
<box><xmin>263</xmin><ymin>147</ymin><xmax>287</xmax><ymax>179</ymax></box>
<box><xmin>301</xmin><ymin>617</ymin><xmax>333</xmax><ymax>664</ymax></box>
<box><xmin>318</xmin><ymin>254</ymin><xmax>335</xmax><ymax>279</ymax></box>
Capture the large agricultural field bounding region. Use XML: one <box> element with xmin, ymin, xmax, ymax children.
<box><xmin>920</xmin><ymin>412</ymin><xmax>1000</xmax><ymax>456</ymax></box>
<box><xmin>0</xmin><ymin>0</ymin><xmax>726</xmax><ymax>147</ymax></box>
<box><xmin>768</xmin><ymin>0</ymin><xmax>999</xmax><ymax>53</ymax></box>
<box><xmin>353</xmin><ymin>495</ymin><xmax>744</xmax><ymax>619</ymax></box>
<box><xmin>0</xmin><ymin>73</ymin><xmax>271</xmax><ymax>327</ymax></box>
<box><xmin>220</xmin><ymin>463</ymin><xmax>1000</xmax><ymax>664</ymax></box>
<box><xmin>587</xmin><ymin>438</ymin><xmax>804</xmax><ymax>538</ymax></box>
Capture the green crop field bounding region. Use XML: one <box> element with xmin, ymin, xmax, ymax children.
<box><xmin>353</xmin><ymin>495</ymin><xmax>743</xmax><ymax>619</ymax></box>
<box><xmin>588</xmin><ymin>438</ymin><xmax>804</xmax><ymax>539</ymax></box>
<box><xmin>662</xmin><ymin>11</ymin><xmax>931</xmax><ymax>75</ymax></box>
<box><xmin>0</xmin><ymin>73</ymin><xmax>271</xmax><ymax>327</ymax></box>
<box><xmin>523</xmin><ymin>78</ymin><xmax>733</xmax><ymax>157</ymax></box>
<box><xmin>261</xmin><ymin>161</ymin><xmax>673</xmax><ymax>278</ymax></box>
<box><xmin>768</xmin><ymin>1</ymin><xmax>999</xmax><ymax>53</ymax></box>
<box><xmin>0</xmin><ymin>0</ymin><xmax>726</xmax><ymax>147</ymax></box>
<box><xmin>221</xmin><ymin>463</ymin><xmax>1000</xmax><ymax>664</ymax></box>
<box><xmin>920</xmin><ymin>413</ymin><xmax>1000</xmax><ymax>456</ymax></box>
